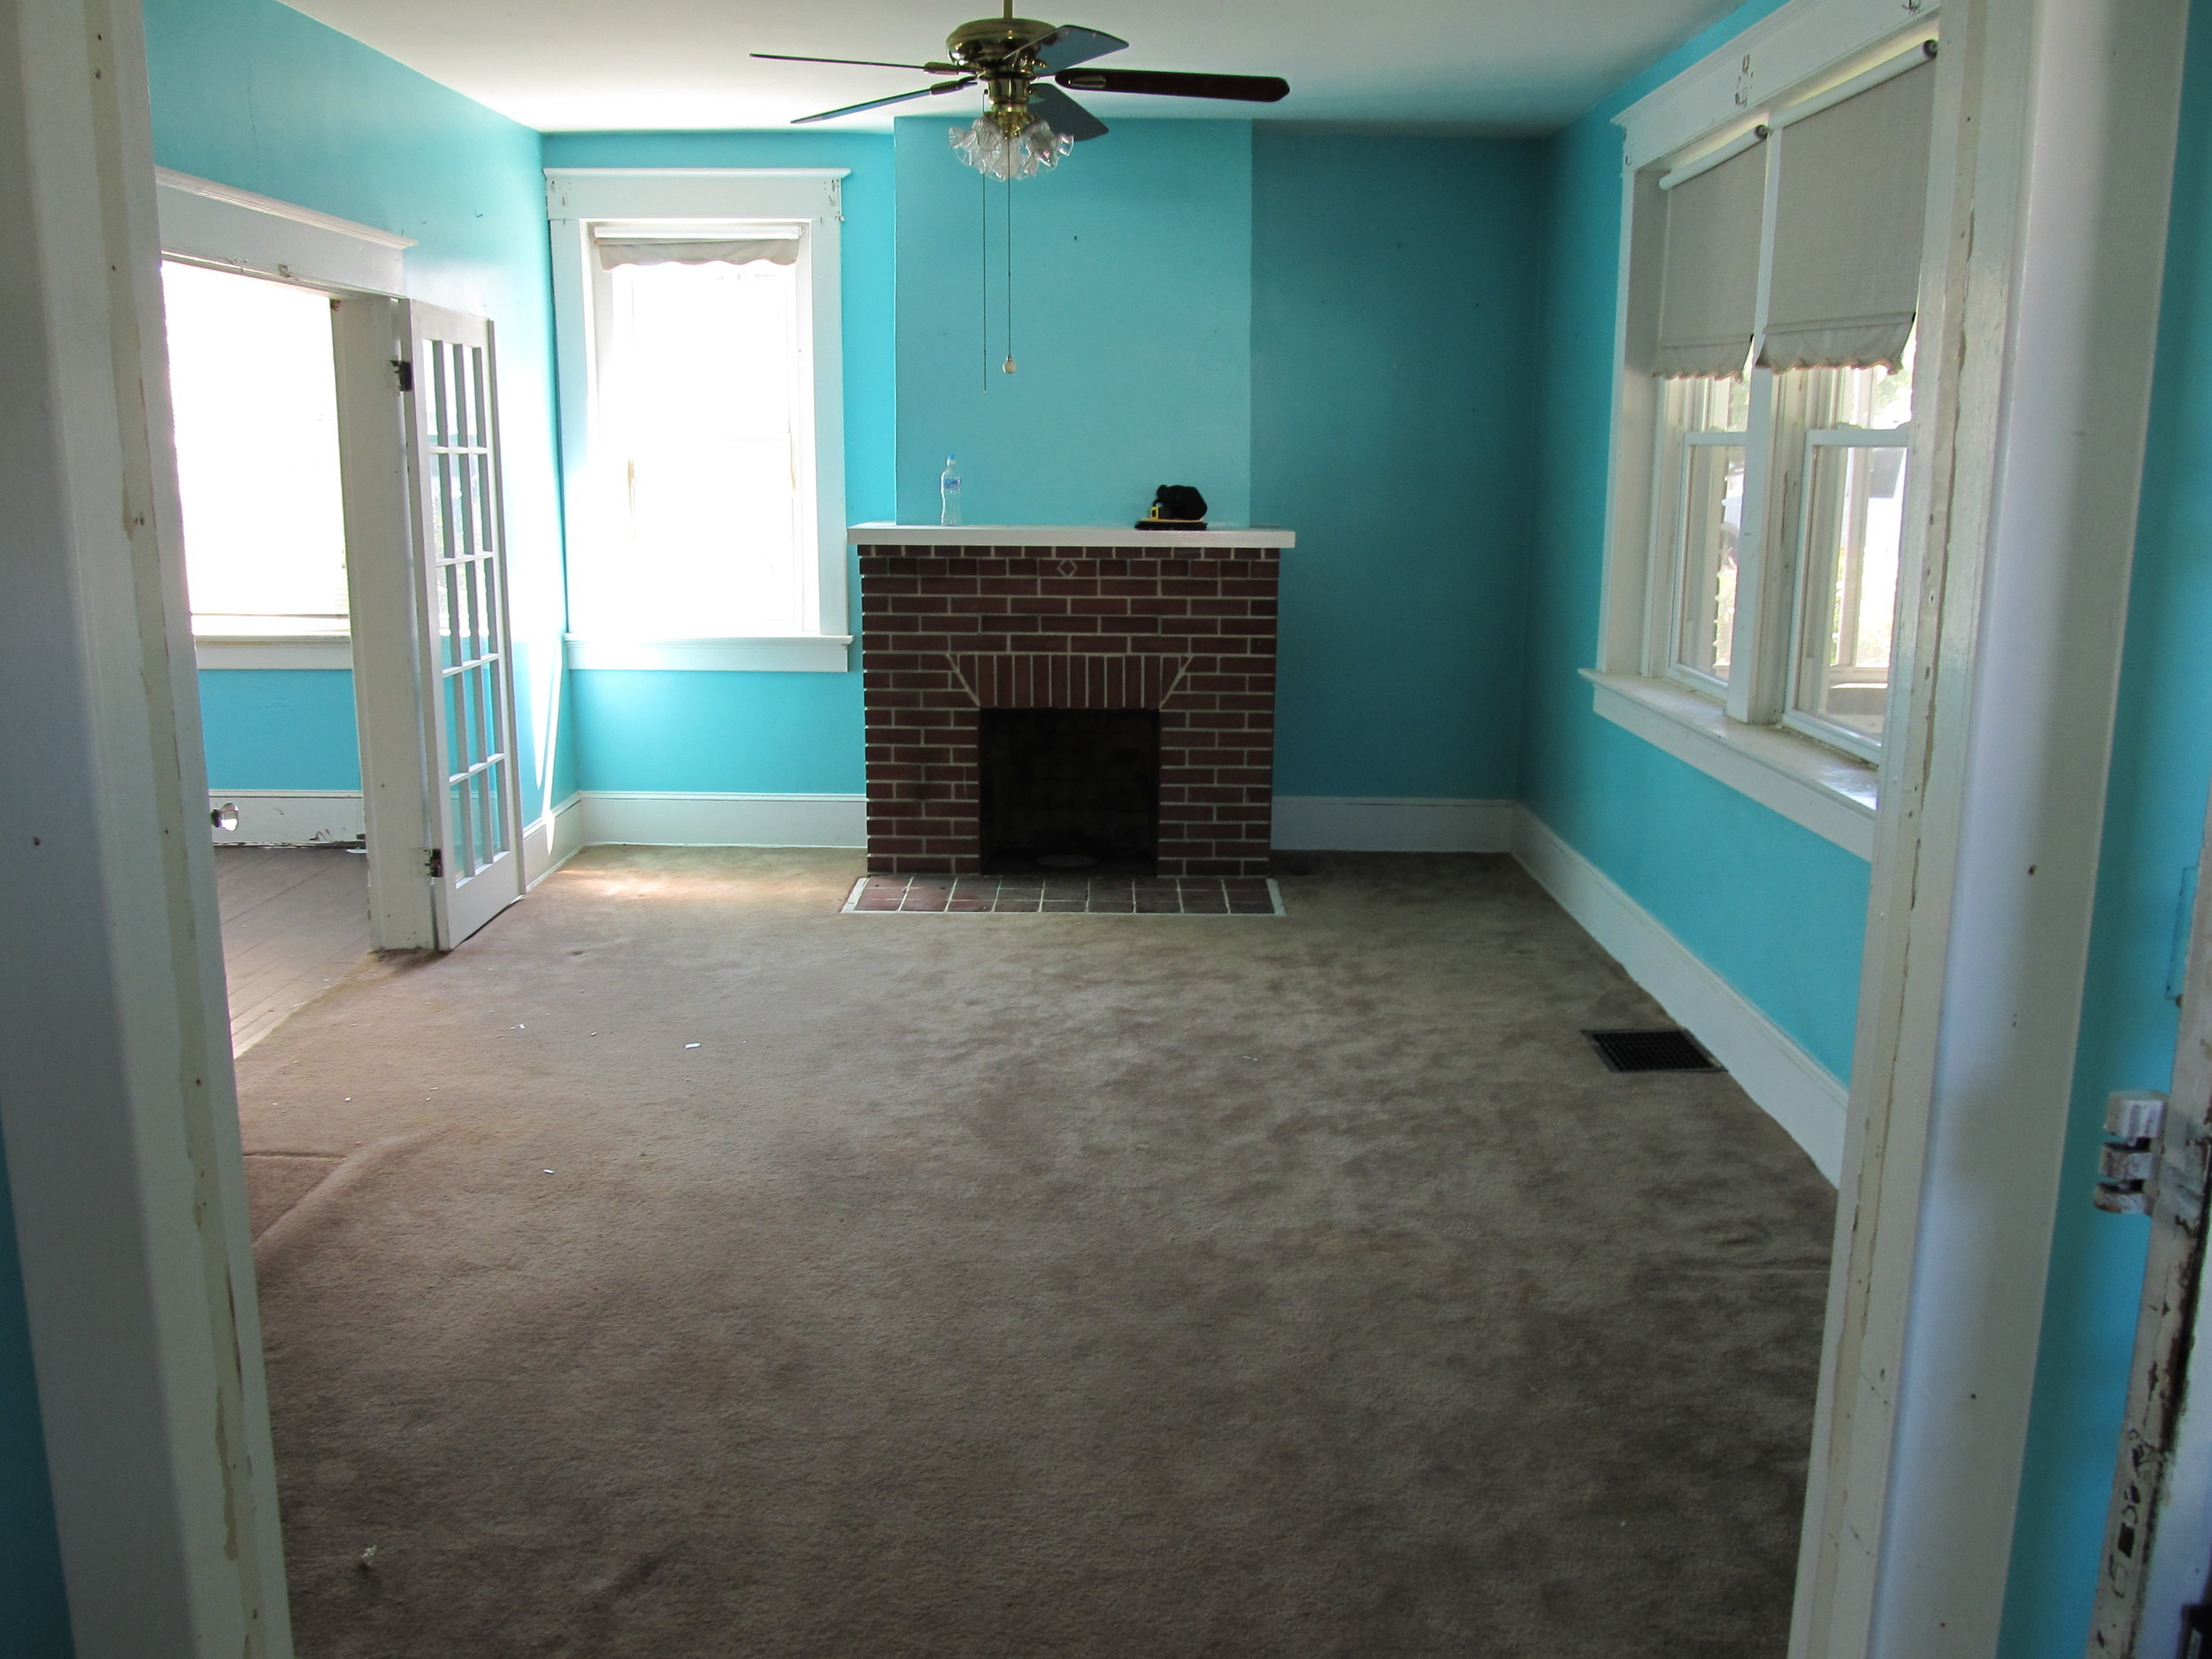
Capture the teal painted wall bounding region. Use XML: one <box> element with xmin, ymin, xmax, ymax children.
<box><xmin>549</xmin><ymin>121</ymin><xmax>1543</xmax><ymax>802</ymax></box>
<box><xmin>536</xmin><ymin>132</ymin><xmax>895</xmax><ymax>797</ymax></box>
<box><xmin>2000</xmin><ymin>1</ymin><xmax>2212</xmax><ymax>1648</ymax></box>
<box><xmin>892</xmin><ymin>118</ymin><xmax>1253</xmax><ymax>529</ymax></box>
<box><xmin>198</xmin><ymin>670</ymin><xmax>361</xmax><ymax>791</ymax></box>
<box><xmin>1253</xmin><ymin>131</ymin><xmax>1544</xmax><ymax>802</ymax></box>
<box><xmin>1523</xmin><ymin>0</ymin><xmax>1864</xmax><ymax>1082</ymax></box>
<box><xmin>568</xmin><ymin>672</ymin><xmax>865</xmax><ymax>795</ymax></box>
<box><xmin>143</xmin><ymin>0</ymin><xmax>574</xmax><ymax>818</ymax></box>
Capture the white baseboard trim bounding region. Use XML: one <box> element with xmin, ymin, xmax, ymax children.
<box><xmin>522</xmin><ymin>793</ymin><xmax>587</xmax><ymax>887</ymax></box>
<box><xmin>207</xmin><ymin>788</ymin><xmax>363</xmax><ymax>846</ymax></box>
<box><xmin>552</xmin><ymin>792</ymin><xmax>1514</xmax><ymax>856</ymax></box>
<box><xmin>1510</xmin><ymin>806</ymin><xmax>1847</xmax><ymax>1181</ymax></box>
<box><xmin>1271</xmin><ymin>796</ymin><xmax>1515</xmax><ymax>852</ymax></box>
<box><xmin>580</xmin><ymin>791</ymin><xmax>867</xmax><ymax>849</ymax></box>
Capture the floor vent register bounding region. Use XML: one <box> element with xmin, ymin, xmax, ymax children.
<box><xmin>1583</xmin><ymin>1027</ymin><xmax>1722</xmax><ymax>1073</ymax></box>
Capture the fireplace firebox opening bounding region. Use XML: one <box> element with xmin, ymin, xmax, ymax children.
<box><xmin>979</xmin><ymin>709</ymin><xmax>1161</xmax><ymax>874</ymax></box>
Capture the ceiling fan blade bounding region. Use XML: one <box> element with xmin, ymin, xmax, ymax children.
<box><xmin>791</xmin><ymin>79</ymin><xmax>974</xmax><ymax>125</ymax></box>
<box><xmin>1026</xmin><ymin>82</ymin><xmax>1109</xmax><ymax>142</ymax></box>
<box><xmin>1054</xmin><ymin>68</ymin><xmax>1289</xmax><ymax>103</ymax></box>
<box><xmin>754</xmin><ymin>52</ymin><xmax>961</xmax><ymax>73</ymax></box>
<box><xmin>1031</xmin><ymin>25</ymin><xmax>1128</xmax><ymax>72</ymax></box>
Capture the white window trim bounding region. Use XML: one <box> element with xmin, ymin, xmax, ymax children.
<box><xmin>546</xmin><ymin>168</ymin><xmax>851</xmax><ymax>672</ymax></box>
<box><xmin>562</xmin><ymin>634</ymin><xmax>851</xmax><ymax>673</ymax></box>
<box><xmin>1584</xmin><ymin>669</ymin><xmax>1876</xmax><ymax>856</ymax></box>
<box><xmin>155</xmin><ymin>167</ymin><xmax>411</xmax><ymax>296</ymax></box>
<box><xmin>157</xmin><ymin>182</ymin><xmax>402</xmax><ymax>664</ymax></box>
<box><xmin>1594</xmin><ymin>5</ymin><xmax>1945</xmax><ymax>849</ymax></box>
<box><xmin>194</xmin><ymin>636</ymin><xmax>353</xmax><ymax>670</ymax></box>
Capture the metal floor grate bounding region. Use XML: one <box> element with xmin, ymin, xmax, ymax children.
<box><xmin>1584</xmin><ymin>1027</ymin><xmax>1722</xmax><ymax>1073</ymax></box>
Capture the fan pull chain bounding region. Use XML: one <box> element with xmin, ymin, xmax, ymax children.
<box><xmin>1002</xmin><ymin>175</ymin><xmax>1017</xmax><ymax>373</ymax></box>
<box><xmin>980</xmin><ymin>166</ymin><xmax>990</xmax><ymax>393</ymax></box>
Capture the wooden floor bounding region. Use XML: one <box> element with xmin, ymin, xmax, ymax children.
<box><xmin>215</xmin><ymin>846</ymin><xmax>371</xmax><ymax>1056</ymax></box>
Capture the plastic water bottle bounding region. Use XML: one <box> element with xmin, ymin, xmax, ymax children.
<box><xmin>940</xmin><ymin>455</ymin><xmax>962</xmax><ymax>526</ymax></box>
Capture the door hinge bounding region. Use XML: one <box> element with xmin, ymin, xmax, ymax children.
<box><xmin>2096</xmin><ymin>1090</ymin><xmax>2212</xmax><ymax>1225</ymax></box>
<box><xmin>392</xmin><ymin>357</ymin><xmax>414</xmax><ymax>393</ymax></box>
<box><xmin>2098</xmin><ymin>1092</ymin><xmax>2171</xmax><ymax>1214</ymax></box>
<box><xmin>423</xmin><ymin>847</ymin><xmax>442</xmax><ymax>879</ymax></box>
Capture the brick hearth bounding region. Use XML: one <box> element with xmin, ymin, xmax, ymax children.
<box><xmin>858</xmin><ymin>537</ymin><xmax>1282</xmax><ymax>877</ymax></box>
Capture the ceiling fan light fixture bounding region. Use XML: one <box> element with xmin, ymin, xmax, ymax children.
<box><xmin>950</xmin><ymin>112</ymin><xmax>1073</xmax><ymax>180</ymax></box>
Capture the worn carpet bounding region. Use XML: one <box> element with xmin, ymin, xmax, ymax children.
<box><xmin>237</xmin><ymin>849</ymin><xmax>1834</xmax><ymax>1658</ymax></box>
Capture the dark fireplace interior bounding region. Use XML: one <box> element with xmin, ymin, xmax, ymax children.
<box><xmin>979</xmin><ymin>709</ymin><xmax>1160</xmax><ymax>874</ymax></box>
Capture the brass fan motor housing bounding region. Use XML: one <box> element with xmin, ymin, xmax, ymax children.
<box><xmin>945</xmin><ymin>15</ymin><xmax>1056</xmax><ymax>67</ymax></box>
<box><xmin>948</xmin><ymin>15</ymin><xmax>1053</xmax><ymax>132</ymax></box>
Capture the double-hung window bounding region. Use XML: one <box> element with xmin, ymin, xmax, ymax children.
<box><xmin>547</xmin><ymin>169</ymin><xmax>849</xmax><ymax>671</ymax></box>
<box><xmin>162</xmin><ymin>258</ymin><xmax>349</xmax><ymax>641</ymax></box>
<box><xmin>1599</xmin><ymin>25</ymin><xmax>1942</xmax><ymax>845</ymax></box>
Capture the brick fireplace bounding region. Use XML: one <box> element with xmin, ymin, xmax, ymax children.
<box><xmin>854</xmin><ymin>526</ymin><xmax>1294</xmax><ymax>878</ymax></box>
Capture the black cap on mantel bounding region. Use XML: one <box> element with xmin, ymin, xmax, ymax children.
<box><xmin>1136</xmin><ymin>484</ymin><xmax>1207</xmax><ymax>531</ymax></box>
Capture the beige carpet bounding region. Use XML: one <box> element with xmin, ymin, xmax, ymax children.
<box><xmin>238</xmin><ymin>849</ymin><xmax>1834</xmax><ymax>1658</ymax></box>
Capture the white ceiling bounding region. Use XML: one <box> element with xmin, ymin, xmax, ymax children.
<box><xmin>280</xmin><ymin>0</ymin><xmax>1740</xmax><ymax>134</ymax></box>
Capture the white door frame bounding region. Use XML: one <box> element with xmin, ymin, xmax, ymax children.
<box><xmin>0</xmin><ymin>0</ymin><xmax>2192</xmax><ymax>1654</ymax></box>
<box><xmin>1786</xmin><ymin>0</ymin><xmax>2190</xmax><ymax>1653</ymax></box>
<box><xmin>155</xmin><ymin>176</ymin><xmax>450</xmax><ymax>951</ymax></box>
<box><xmin>0</xmin><ymin>0</ymin><xmax>291</xmax><ymax>1651</ymax></box>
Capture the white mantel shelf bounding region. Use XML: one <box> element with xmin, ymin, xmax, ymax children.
<box><xmin>848</xmin><ymin>523</ymin><xmax>1296</xmax><ymax>549</ymax></box>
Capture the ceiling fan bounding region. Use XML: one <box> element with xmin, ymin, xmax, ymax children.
<box><xmin>755</xmin><ymin>3</ymin><xmax>1289</xmax><ymax>180</ymax></box>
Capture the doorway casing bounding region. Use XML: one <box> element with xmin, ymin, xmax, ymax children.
<box><xmin>0</xmin><ymin>0</ymin><xmax>2194</xmax><ymax>1653</ymax></box>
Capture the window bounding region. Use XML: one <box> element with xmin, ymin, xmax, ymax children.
<box><xmin>546</xmin><ymin>170</ymin><xmax>849</xmax><ymax>668</ymax></box>
<box><xmin>1667</xmin><ymin>377</ymin><xmax>1749</xmax><ymax>687</ymax></box>
<box><xmin>1784</xmin><ymin>351</ymin><xmax>1912</xmax><ymax>757</ymax></box>
<box><xmin>160</xmin><ymin>259</ymin><xmax>348</xmax><ymax>637</ymax></box>
<box><xmin>599</xmin><ymin>250</ymin><xmax>808</xmax><ymax>635</ymax></box>
<box><xmin>1599</xmin><ymin>29</ymin><xmax>1941</xmax><ymax>819</ymax></box>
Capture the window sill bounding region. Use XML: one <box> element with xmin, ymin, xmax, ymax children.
<box><xmin>195</xmin><ymin>635</ymin><xmax>352</xmax><ymax>670</ymax></box>
<box><xmin>1583</xmin><ymin>670</ymin><xmax>1878</xmax><ymax>859</ymax></box>
<box><xmin>564</xmin><ymin>634</ymin><xmax>852</xmax><ymax>673</ymax></box>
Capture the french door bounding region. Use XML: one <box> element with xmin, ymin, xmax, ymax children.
<box><xmin>401</xmin><ymin>303</ymin><xmax>525</xmax><ymax>947</ymax></box>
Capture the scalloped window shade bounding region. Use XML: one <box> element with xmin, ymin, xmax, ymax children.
<box><xmin>1653</xmin><ymin>143</ymin><xmax>1764</xmax><ymax>378</ymax></box>
<box><xmin>595</xmin><ymin>236</ymin><xmax>799</xmax><ymax>270</ymax></box>
<box><xmin>1760</xmin><ymin>62</ymin><xmax>1935</xmax><ymax>371</ymax></box>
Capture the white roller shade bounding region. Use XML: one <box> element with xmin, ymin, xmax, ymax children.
<box><xmin>1759</xmin><ymin>59</ymin><xmax>1935</xmax><ymax>371</ymax></box>
<box><xmin>1653</xmin><ymin>142</ymin><xmax>1763</xmax><ymax>379</ymax></box>
<box><xmin>594</xmin><ymin>234</ymin><xmax>799</xmax><ymax>270</ymax></box>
